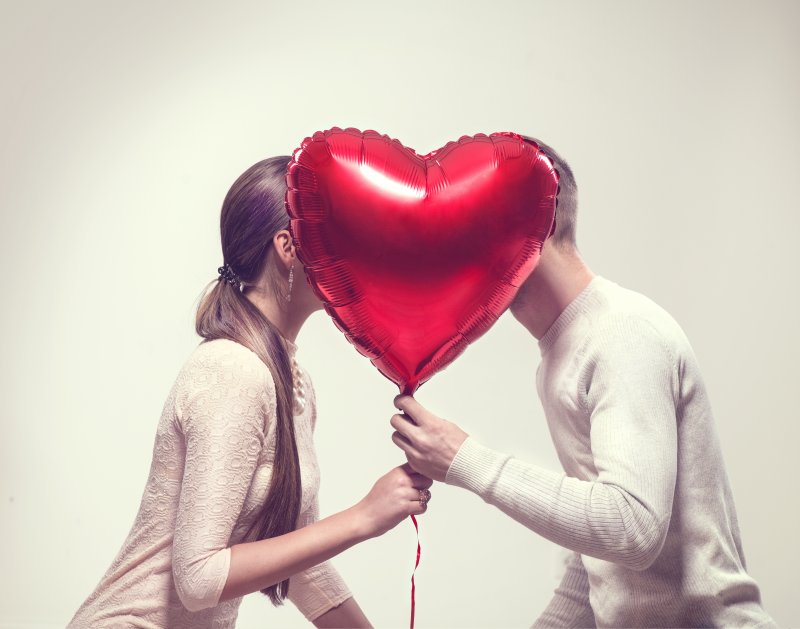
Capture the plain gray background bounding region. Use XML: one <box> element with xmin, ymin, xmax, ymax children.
<box><xmin>1</xmin><ymin>1</ymin><xmax>798</xmax><ymax>627</ymax></box>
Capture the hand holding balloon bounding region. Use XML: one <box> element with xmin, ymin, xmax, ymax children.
<box><xmin>353</xmin><ymin>464</ymin><xmax>433</xmax><ymax>538</ymax></box>
<box><xmin>390</xmin><ymin>395</ymin><xmax>468</xmax><ymax>482</ymax></box>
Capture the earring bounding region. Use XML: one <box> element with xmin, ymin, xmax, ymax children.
<box><xmin>286</xmin><ymin>264</ymin><xmax>294</xmax><ymax>302</ymax></box>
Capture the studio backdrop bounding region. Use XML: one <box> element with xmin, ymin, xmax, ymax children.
<box><xmin>1</xmin><ymin>1</ymin><xmax>798</xmax><ymax>627</ymax></box>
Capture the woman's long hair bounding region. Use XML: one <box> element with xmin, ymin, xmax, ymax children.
<box><xmin>195</xmin><ymin>156</ymin><xmax>300</xmax><ymax>605</ymax></box>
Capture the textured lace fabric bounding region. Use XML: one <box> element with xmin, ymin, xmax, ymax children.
<box><xmin>68</xmin><ymin>339</ymin><xmax>352</xmax><ymax>628</ymax></box>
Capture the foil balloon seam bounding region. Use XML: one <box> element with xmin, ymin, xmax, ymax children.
<box><xmin>457</xmin><ymin>309</ymin><xmax>500</xmax><ymax>343</ymax></box>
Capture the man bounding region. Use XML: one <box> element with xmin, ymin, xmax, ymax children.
<box><xmin>390</xmin><ymin>138</ymin><xmax>774</xmax><ymax>627</ymax></box>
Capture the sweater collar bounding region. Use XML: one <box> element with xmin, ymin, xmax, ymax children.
<box><xmin>538</xmin><ymin>276</ymin><xmax>606</xmax><ymax>354</ymax></box>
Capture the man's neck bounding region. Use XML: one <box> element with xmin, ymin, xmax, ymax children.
<box><xmin>510</xmin><ymin>246</ymin><xmax>594</xmax><ymax>340</ymax></box>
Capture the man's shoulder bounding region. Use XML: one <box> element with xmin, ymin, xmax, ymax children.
<box><xmin>585</xmin><ymin>277</ymin><xmax>690</xmax><ymax>355</ymax></box>
<box><xmin>593</xmin><ymin>277</ymin><xmax>682</xmax><ymax>327</ymax></box>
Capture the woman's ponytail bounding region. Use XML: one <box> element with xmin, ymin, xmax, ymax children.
<box><xmin>195</xmin><ymin>157</ymin><xmax>301</xmax><ymax>605</ymax></box>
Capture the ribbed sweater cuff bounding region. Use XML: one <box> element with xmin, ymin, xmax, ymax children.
<box><xmin>445</xmin><ymin>436</ymin><xmax>512</xmax><ymax>496</ymax></box>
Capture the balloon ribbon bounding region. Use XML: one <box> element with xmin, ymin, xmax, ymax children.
<box><xmin>410</xmin><ymin>514</ymin><xmax>421</xmax><ymax>628</ymax></box>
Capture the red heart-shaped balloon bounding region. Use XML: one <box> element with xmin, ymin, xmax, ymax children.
<box><xmin>286</xmin><ymin>128</ymin><xmax>558</xmax><ymax>394</ymax></box>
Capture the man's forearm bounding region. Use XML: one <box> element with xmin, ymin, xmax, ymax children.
<box><xmin>446</xmin><ymin>437</ymin><xmax>668</xmax><ymax>570</ymax></box>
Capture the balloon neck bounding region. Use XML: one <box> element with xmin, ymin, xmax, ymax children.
<box><xmin>401</xmin><ymin>381</ymin><xmax>420</xmax><ymax>397</ymax></box>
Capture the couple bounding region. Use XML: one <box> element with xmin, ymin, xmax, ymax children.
<box><xmin>69</xmin><ymin>139</ymin><xmax>774</xmax><ymax>628</ymax></box>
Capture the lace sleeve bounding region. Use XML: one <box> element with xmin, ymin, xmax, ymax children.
<box><xmin>171</xmin><ymin>341</ymin><xmax>273</xmax><ymax>612</ymax></box>
<box><xmin>287</xmin><ymin>493</ymin><xmax>353</xmax><ymax>620</ymax></box>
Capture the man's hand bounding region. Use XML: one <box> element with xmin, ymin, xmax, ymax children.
<box><xmin>390</xmin><ymin>395</ymin><xmax>469</xmax><ymax>482</ymax></box>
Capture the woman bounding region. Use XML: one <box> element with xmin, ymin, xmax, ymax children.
<box><xmin>68</xmin><ymin>156</ymin><xmax>432</xmax><ymax>628</ymax></box>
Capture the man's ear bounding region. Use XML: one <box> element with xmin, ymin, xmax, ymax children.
<box><xmin>272</xmin><ymin>229</ymin><xmax>296</xmax><ymax>268</ymax></box>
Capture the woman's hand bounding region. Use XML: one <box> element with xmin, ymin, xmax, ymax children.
<box><xmin>353</xmin><ymin>464</ymin><xmax>433</xmax><ymax>539</ymax></box>
<box><xmin>222</xmin><ymin>464</ymin><xmax>431</xmax><ymax>602</ymax></box>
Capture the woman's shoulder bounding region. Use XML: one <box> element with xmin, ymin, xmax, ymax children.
<box><xmin>178</xmin><ymin>338</ymin><xmax>276</xmax><ymax>395</ymax></box>
<box><xmin>166</xmin><ymin>339</ymin><xmax>278</xmax><ymax>436</ymax></box>
<box><xmin>184</xmin><ymin>337</ymin><xmax>268</xmax><ymax>371</ymax></box>
<box><xmin>189</xmin><ymin>337</ymin><xmax>262</xmax><ymax>363</ymax></box>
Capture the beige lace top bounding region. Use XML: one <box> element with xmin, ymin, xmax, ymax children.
<box><xmin>68</xmin><ymin>338</ymin><xmax>352</xmax><ymax>628</ymax></box>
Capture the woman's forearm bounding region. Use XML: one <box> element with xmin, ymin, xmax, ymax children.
<box><xmin>220</xmin><ymin>505</ymin><xmax>367</xmax><ymax>602</ymax></box>
<box><xmin>218</xmin><ymin>462</ymin><xmax>430</xmax><ymax>608</ymax></box>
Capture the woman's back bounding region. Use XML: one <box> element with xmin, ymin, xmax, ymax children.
<box><xmin>68</xmin><ymin>338</ymin><xmax>344</xmax><ymax>628</ymax></box>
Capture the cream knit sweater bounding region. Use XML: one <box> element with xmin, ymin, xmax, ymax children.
<box><xmin>446</xmin><ymin>277</ymin><xmax>774</xmax><ymax>627</ymax></box>
<box><xmin>68</xmin><ymin>339</ymin><xmax>351</xmax><ymax>628</ymax></box>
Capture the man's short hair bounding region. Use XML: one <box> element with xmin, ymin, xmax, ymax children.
<box><xmin>521</xmin><ymin>135</ymin><xmax>578</xmax><ymax>250</ymax></box>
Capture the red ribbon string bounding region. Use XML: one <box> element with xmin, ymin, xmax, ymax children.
<box><xmin>410</xmin><ymin>514</ymin><xmax>421</xmax><ymax>629</ymax></box>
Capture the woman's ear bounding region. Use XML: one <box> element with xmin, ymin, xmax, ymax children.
<box><xmin>272</xmin><ymin>229</ymin><xmax>296</xmax><ymax>268</ymax></box>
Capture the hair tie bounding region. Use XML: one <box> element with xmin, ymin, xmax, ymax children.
<box><xmin>218</xmin><ymin>263</ymin><xmax>243</xmax><ymax>291</ymax></box>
